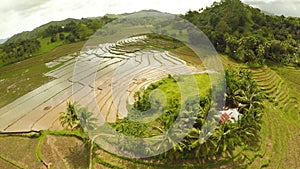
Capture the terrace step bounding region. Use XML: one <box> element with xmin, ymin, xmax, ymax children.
<box><xmin>253</xmin><ymin>71</ymin><xmax>276</xmax><ymax>81</ymax></box>
<box><xmin>261</xmin><ymin>81</ymin><xmax>283</xmax><ymax>94</ymax></box>
<box><xmin>254</xmin><ymin>72</ymin><xmax>278</xmax><ymax>84</ymax></box>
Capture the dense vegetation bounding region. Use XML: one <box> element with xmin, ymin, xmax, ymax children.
<box><xmin>0</xmin><ymin>39</ymin><xmax>40</xmax><ymax>63</ymax></box>
<box><xmin>110</xmin><ymin>68</ymin><xmax>264</xmax><ymax>161</ymax></box>
<box><xmin>183</xmin><ymin>0</ymin><xmax>300</xmax><ymax>66</ymax></box>
<box><xmin>112</xmin><ymin>74</ymin><xmax>211</xmax><ymax>137</ymax></box>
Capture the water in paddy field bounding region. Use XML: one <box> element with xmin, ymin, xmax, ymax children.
<box><xmin>0</xmin><ymin>36</ymin><xmax>214</xmax><ymax>133</ymax></box>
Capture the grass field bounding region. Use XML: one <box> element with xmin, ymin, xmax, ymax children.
<box><xmin>34</xmin><ymin>37</ymin><xmax>65</xmax><ymax>56</ymax></box>
<box><xmin>40</xmin><ymin>135</ymin><xmax>88</xmax><ymax>169</ymax></box>
<box><xmin>149</xmin><ymin>74</ymin><xmax>211</xmax><ymax>101</ymax></box>
<box><xmin>272</xmin><ymin>66</ymin><xmax>300</xmax><ymax>97</ymax></box>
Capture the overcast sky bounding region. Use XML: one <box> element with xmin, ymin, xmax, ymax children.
<box><xmin>0</xmin><ymin>0</ymin><xmax>299</xmax><ymax>39</ymax></box>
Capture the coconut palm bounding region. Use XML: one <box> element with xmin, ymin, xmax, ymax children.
<box><xmin>59</xmin><ymin>101</ymin><xmax>79</xmax><ymax>130</ymax></box>
<box><xmin>234</xmin><ymin>89</ymin><xmax>263</xmax><ymax>114</ymax></box>
<box><xmin>188</xmin><ymin>120</ymin><xmax>218</xmax><ymax>161</ymax></box>
<box><xmin>152</xmin><ymin>126</ymin><xmax>186</xmax><ymax>159</ymax></box>
<box><xmin>212</xmin><ymin>122</ymin><xmax>241</xmax><ymax>158</ymax></box>
<box><xmin>77</xmin><ymin>107</ymin><xmax>98</xmax><ymax>133</ymax></box>
<box><xmin>77</xmin><ymin>107</ymin><xmax>98</xmax><ymax>169</ymax></box>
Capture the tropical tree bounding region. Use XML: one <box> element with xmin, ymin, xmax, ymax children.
<box><xmin>188</xmin><ymin>120</ymin><xmax>218</xmax><ymax>161</ymax></box>
<box><xmin>237</xmin><ymin>107</ymin><xmax>262</xmax><ymax>145</ymax></box>
<box><xmin>152</xmin><ymin>126</ymin><xmax>186</xmax><ymax>160</ymax></box>
<box><xmin>234</xmin><ymin>89</ymin><xmax>263</xmax><ymax>114</ymax></box>
<box><xmin>59</xmin><ymin>101</ymin><xmax>79</xmax><ymax>130</ymax></box>
<box><xmin>59</xmin><ymin>102</ymin><xmax>99</xmax><ymax>169</ymax></box>
<box><xmin>224</xmin><ymin>68</ymin><xmax>264</xmax><ymax>147</ymax></box>
<box><xmin>76</xmin><ymin>107</ymin><xmax>98</xmax><ymax>169</ymax></box>
<box><xmin>77</xmin><ymin>107</ymin><xmax>98</xmax><ymax>133</ymax></box>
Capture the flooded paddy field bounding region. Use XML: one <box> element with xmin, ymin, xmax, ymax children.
<box><xmin>0</xmin><ymin>36</ymin><xmax>205</xmax><ymax>132</ymax></box>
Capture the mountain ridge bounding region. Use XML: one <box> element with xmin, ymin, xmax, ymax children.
<box><xmin>0</xmin><ymin>0</ymin><xmax>299</xmax><ymax>67</ymax></box>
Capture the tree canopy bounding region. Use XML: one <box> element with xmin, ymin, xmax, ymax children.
<box><xmin>183</xmin><ymin>0</ymin><xmax>300</xmax><ymax>66</ymax></box>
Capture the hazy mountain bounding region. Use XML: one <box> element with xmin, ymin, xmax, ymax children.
<box><xmin>0</xmin><ymin>38</ymin><xmax>7</xmax><ymax>44</ymax></box>
<box><xmin>5</xmin><ymin>18</ymin><xmax>80</xmax><ymax>44</ymax></box>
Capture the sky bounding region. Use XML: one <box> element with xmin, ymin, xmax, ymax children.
<box><xmin>0</xmin><ymin>0</ymin><xmax>299</xmax><ymax>39</ymax></box>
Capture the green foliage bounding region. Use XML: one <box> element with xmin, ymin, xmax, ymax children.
<box><xmin>122</xmin><ymin>68</ymin><xmax>264</xmax><ymax>162</ymax></box>
<box><xmin>183</xmin><ymin>0</ymin><xmax>300</xmax><ymax>66</ymax></box>
<box><xmin>59</xmin><ymin>101</ymin><xmax>98</xmax><ymax>145</ymax></box>
<box><xmin>111</xmin><ymin>118</ymin><xmax>148</xmax><ymax>137</ymax></box>
<box><xmin>5</xmin><ymin>18</ymin><xmax>80</xmax><ymax>44</ymax></box>
<box><xmin>59</xmin><ymin>33</ymin><xmax>65</xmax><ymax>40</ymax></box>
<box><xmin>59</xmin><ymin>101</ymin><xmax>80</xmax><ymax>130</ymax></box>
<box><xmin>179</xmin><ymin>68</ymin><xmax>264</xmax><ymax>162</ymax></box>
<box><xmin>77</xmin><ymin>107</ymin><xmax>98</xmax><ymax>132</ymax></box>
<box><xmin>35</xmin><ymin>132</ymin><xmax>46</xmax><ymax>163</ymax></box>
<box><xmin>225</xmin><ymin>68</ymin><xmax>264</xmax><ymax>144</ymax></box>
<box><xmin>0</xmin><ymin>39</ymin><xmax>41</xmax><ymax>64</ymax></box>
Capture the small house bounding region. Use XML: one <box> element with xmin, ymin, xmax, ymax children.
<box><xmin>215</xmin><ymin>107</ymin><xmax>239</xmax><ymax>123</ymax></box>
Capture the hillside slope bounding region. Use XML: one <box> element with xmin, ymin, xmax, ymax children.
<box><xmin>0</xmin><ymin>16</ymin><xmax>115</xmax><ymax>67</ymax></box>
<box><xmin>183</xmin><ymin>0</ymin><xmax>300</xmax><ymax>66</ymax></box>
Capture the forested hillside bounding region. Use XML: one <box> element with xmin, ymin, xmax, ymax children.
<box><xmin>183</xmin><ymin>0</ymin><xmax>300</xmax><ymax>66</ymax></box>
<box><xmin>0</xmin><ymin>16</ymin><xmax>115</xmax><ymax>66</ymax></box>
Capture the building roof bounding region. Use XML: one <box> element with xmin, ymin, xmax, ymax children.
<box><xmin>217</xmin><ymin>108</ymin><xmax>239</xmax><ymax>123</ymax></box>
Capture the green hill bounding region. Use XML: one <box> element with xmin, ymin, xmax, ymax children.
<box><xmin>183</xmin><ymin>0</ymin><xmax>300</xmax><ymax>66</ymax></box>
<box><xmin>5</xmin><ymin>18</ymin><xmax>80</xmax><ymax>44</ymax></box>
<box><xmin>0</xmin><ymin>16</ymin><xmax>115</xmax><ymax>67</ymax></box>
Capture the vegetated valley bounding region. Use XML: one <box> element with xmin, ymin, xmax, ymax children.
<box><xmin>0</xmin><ymin>0</ymin><xmax>299</xmax><ymax>168</ymax></box>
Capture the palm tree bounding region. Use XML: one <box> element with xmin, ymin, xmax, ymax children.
<box><xmin>151</xmin><ymin>126</ymin><xmax>185</xmax><ymax>159</ymax></box>
<box><xmin>212</xmin><ymin>122</ymin><xmax>241</xmax><ymax>158</ymax></box>
<box><xmin>77</xmin><ymin>107</ymin><xmax>98</xmax><ymax>133</ymax></box>
<box><xmin>234</xmin><ymin>89</ymin><xmax>263</xmax><ymax>114</ymax></box>
<box><xmin>237</xmin><ymin>107</ymin><xmax>262</xmax><ymax>144</ymax></box>
<box><xmin>77</xmin><ymin>107</ymin><xmax>98</xmax><ymax>169</ymax></box>
<box><xmin>188</xmin><ymin>120</ymin><xmax>218</xmax><ymax>162</ymax></box>
<box><xmin>59</xmin><ymin>101</ymin><xmax>79</xmax><ymax>130</ymax></box>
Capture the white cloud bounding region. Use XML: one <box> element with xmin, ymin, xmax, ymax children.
<box><xmin>0</xmin><ymin>0</ymin><xmax>298</xmax><ymax>39</ymax></box>
<box><xmin>243</xmin><ymin>0</ymin><xmax>300</xmax><ymax>16</ymax></box>
<box><xmin>0</xmin><ymin>0</ymin><xmax>219</xmax><ymax>39</ymax></box>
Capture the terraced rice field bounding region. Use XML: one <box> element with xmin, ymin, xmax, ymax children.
<box><xmin>251</xmin><ymin>67</ymin><xmax>299</xmax><ymax>119</ymax></box>
<box><xmin>85</xmin><ymin>56</ymin><xmax>300</xmax><ymax>168</ymax></box>
<box><xmin>212</xmin><ymin>55</ymin><xmax>300</xmax><ymax>168</ymax></box>
<box><xmin>248</xmin><ymin>66</ymin><xmax>300</xmax><ymax>168</ymax></box>
<box><xmin>1</xmin><ymin>36</ymin><xmax>299</xmax><ymax>168</ymax></box>
<box><xmin>0</xmin><ymin>133</ymin><xmax>88</xmax><ymax>169</ymax></box>
<box><xmin>0</xmin><ymin>35</ymin><xmax>206</xmax><ymax>133</ymax></box>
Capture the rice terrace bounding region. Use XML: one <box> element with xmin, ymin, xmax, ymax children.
<box><xmin>0</xmin><ymin>0</ymin><xmax>300</xmax><ymax>169</ymax></box>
